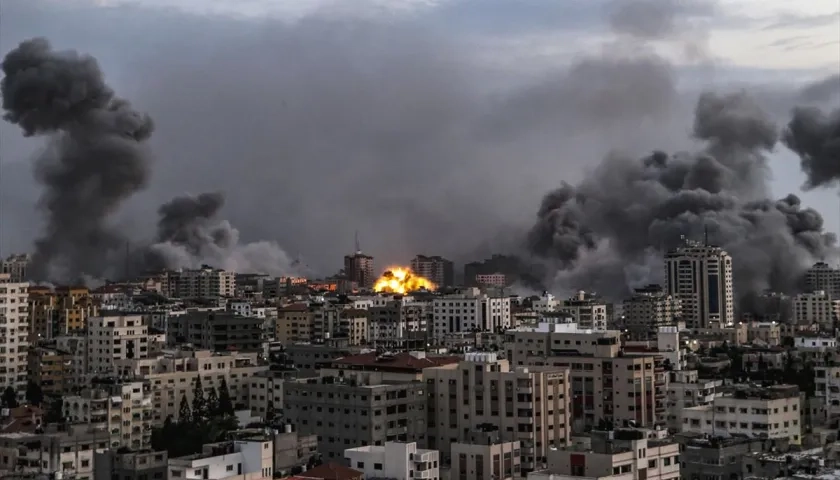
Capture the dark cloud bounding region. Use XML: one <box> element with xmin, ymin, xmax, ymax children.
<box><xmin>763</xmin><ymin>11</ymin><xmax>840</xmax><ymax>30</ymax></box>
<box><xmin>783</xmin><ymin>107</ymin><xmax>840</xmax><ymax>189</ymax></box>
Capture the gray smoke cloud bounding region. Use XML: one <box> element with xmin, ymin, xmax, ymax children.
<box><xmin>783</xmin><ymin>107</ymin><xmax>840</xmax><ymax>189</ymax></box>
<box><xmin>1</xmin><ymin>37</ymin><xmax>154</xmax><ymax>281</ymax></box>
<box><xmin>146</xmin><ymin>193</ymin><xmax>297</xmax><ymax>276</ymax></box>
<box><xmin>529</xmin><ymin>92</ymin><xmax>837</xmax><ymax>302</ymax></box>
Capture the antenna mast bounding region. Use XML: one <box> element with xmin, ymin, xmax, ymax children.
<box><xmin>355</xmin><ymin>231</ymin><xmax>361</xmax><ymax>254</ymax></box>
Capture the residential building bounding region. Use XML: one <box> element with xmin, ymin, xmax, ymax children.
<box><xmin>28</xmin><ymin>345</ymin><xmax>75</xmax><ymax>395</ymax></box>
<box><xmin>622</xmin><ymin>285</ymin><xmax>682</xmax><ymax>338</ymax></box>
<box><xmin>451</xmin><ymin>425</ymin><xmax>521</xmax><ymax>480</ymax></box>
<box><xmin>54</xmin><ymin>285</ymin><xmax>98</xmax><ymax>334</ymax></box>
<box><xmin>431</xmin><ymin>289</ymin><xmax>512</xmax><ymax>338</ymax></box>
<box><xmin>675</xmin><ymin>434</ymin><xmax>790</xmax><ymax>480</ymax></box>
<box><xmin>344</xmin><ymin>252</ymin><xmax>375</xmax><ymax>290</ymax></box>
<box><xmin>665</xmin><ymin>370</ymin><xmax>721</xmax><ymax>431</ymax></box>
<box><xmin>424</xmin><ymin>353</ymin><xmax>571</xmax><ymax>472</ymax></box>
<box><xmin>169</xmin><ymin>311</ymin><xmax>263</xmax><ymax>352</ymax></box>
<box><xmin>411</xmin><ymin>255</ymin><xmax>454</xmax><ymax>288</ymax></box>
<box><xmin>0</xmin><ymin>427</ymin><xmax>103</xmax><ymax>480</ymax></box>
<box><xmin>93</xmin><ymin>449</ymin><xmax>168</xmax><ymax>480</ymax></box>
<box><xmin>368</xmin><ymin>301</ymin><xmax>427</xmax><ymax>341</ymax></box>
<box><xmin>560</xmin><ymin>291</ymin><xmax>607</xmax><ymax>331</ymax></box>
<box><xmin>805</xmin><ymin>262</ymin><xmax>840</xmax><ymax>299</ymax></box>
<box><xmin>0</xmin><ymin>273</ymin><xmax>29</xmax><ymax>394</ymax></box>
<box><xmin>309</xmin><ymin>302</ymin><xmax>342</xmax><ymax>343</ymax></box>
<box><xmin>534</xmin><ymin>428</ymin><xmax>680</xmax><ymax>480</ymax></box>
<box><xmin>283</xmin><ymin>343</ymin><xmax>353</xmax><ymax>373</ymax></box>
<box><xmin>794</xmin><ymin>335</ymin><xmax>837</xmax><ymax>349</ymax></box>
<box><xmin>344</xmin><ymin>441</ymin><xmax>439</xmax><ymax>480</ymax></box>
<box><xmin>680</xmin><ymin>384</ymin><xmax>801</xmax><ymax>444</ymax></box>
<box><xmin>531</xmin><ymin>293</ymin><xmax>559</xmax><ymax>314</ymax></box>
<box><xmin>815</xmin><ymin>366</ymin><xmax>840</xmax><ymax>422</ymax></box>
<box><xmin>339</xmin><ymin>309</ymin><xmax>369</xmax><ymax>345</ymax></box>
<box><xmin>793</xmin><ymin>291</ymin><xmax>839</xmax><ymax>328</ymax></box>
<box><xmin>247</xmin><ymin>370</ymin><xmax>293</xmax><ymax>420</ymax></box>
<box><xmin>64</xmin><ymin>380</ymin><xmax>154</xmax><ymax>449</ymax></box>
<box><xmin>276</xmin><ymin>304</ymin><xmax>314</xmax><ymax>344</ymax></box>
<box><xmin>0</xmin><ymin>254</ymin><xmax>29</xmax><ymax>282</ymax></box>
<box><xmin>505</xmin><ymin>322</ymin><xmax>666</xmax><ymax>432</ymax></box>
<box><xmin>0</xmin><ymin>405</ymin><xmax>44</xmax><ymax>434</ymax></box>
<box><xmin>271</xmin><ymin>427</ymin><xmax>319</xmax><ymax>475</ymax></box>
<box><xmin>464</xmin><ymin>255</ymin><xmax>530</xmax><ymax>288</ymax></box>
<box><xmin>167</xmin><ymin>436</ymin><xmax>274</xmax><ymax>480</ymax></box>
<box><xmin>167</xmin><ymin>267</ymin><xmax>236</xmax><ymax>298</ymax></box>
<box><xmin>664</xmin><ymin>240</ymin><xmax>734</xmax><ymax>329</ymax></box>
<box><xmin>475</xmin><ymin>273</ymin><xmax>506</xmax><ymax>288</ymax></box>
<box><xmin>297</xmin><ymin>463</ymin><xmax>363</xmax><ymax>480</ymax></box>
<box><xmin>87</xmin><ymin>315</ymin><xmax>150</xmax><ymax>376</ymax></box>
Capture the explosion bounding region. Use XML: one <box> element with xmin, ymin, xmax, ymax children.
<box><xmin>373</xmin><ymin>267</ymin><xmax>436</xmax><ymax>294</ymax></box>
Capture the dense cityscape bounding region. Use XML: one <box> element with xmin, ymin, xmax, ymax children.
<box><xmin>2</xmin><ymin>0</ymin><xmax>840</xmax><ymax>480</ymax></box>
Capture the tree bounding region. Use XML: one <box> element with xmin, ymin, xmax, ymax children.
<box><xmin>207</xmin><ymin>387</ymin><xmax>219</xmax><ymax>418</ymax></box>
<box><xmin>265</xmin><ymin>401</ymin><xmax>276</xmax><ymax>423</ymax></box>
<box><xmin>44</xmin><ymin>397</ymin><xmax>64</xmax><ymax>424</ymax></box>
<box><xmin>25</xmin><ymin>380</ymin><xmax>44</xmax><ymax>406</ymax></box>
<box><xmin>2</xmin><ymin>386</ymin><xmax>18</xmax><ymax>408</ymax></box>
<box><xmin>192</xmin><ymin>376</ymin><xmax>206</xmax><ymax>420</ymax></box>
<box><xmin>179</xmin><ymin>394</ymin><xmax>192</xmax><ymax>424</ymax></box>
<box><xmin>217</xmin><ymin>379</ymin><xmax>234</xmax><ymax>416</ymax></box>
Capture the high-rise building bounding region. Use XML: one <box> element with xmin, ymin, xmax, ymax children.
<box><xmin>410</xmin><ymin>255</ymin><xmax>454</xmax><ymax>287</ymax></box>
<box><xmin>806</xmin><ymin>262</ymin><xmax>840</xmax><ymax>298</ymax></box>
<box><xmin>431</xmin><ymin>288</ymin><xmax>512</xmax><ymax>338</ymax></box>
<box><xmin>1</xmin><ymin>254</ymin><xmax>29</xmax><ymax>282</ymax></box>
<box><xmin>664</xmin><ymin>240</ymin><xmax>734</xmax><ymax>329</ymax></box>
<box><xmin>622</xmin><ymin>284</ymin><xmax>682</xmax><ymax>339</ymax></box>
<box><xmin>166</xmin><ymin>267</ymin><xmax>236</xmax><ymax>298</ymax></box>
<box><xmin>0</xmin><ymin>273</ymin><xmax>29</xmax><ymax>394</ymax></box>
<box><xmin>344</xmin><ymin>252</ymin><xmax>375</xmax><ymax>289</ymax></box>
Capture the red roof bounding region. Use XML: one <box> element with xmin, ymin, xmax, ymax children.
<box><xmin>299</xmin><ymin>463</ymin><xmax>362</xmax><ymax>480</ymax></box>
<box><xmin>331</xmin><ymin>352</ymin><xmax>460</xmax><ymax>372</ymax></box>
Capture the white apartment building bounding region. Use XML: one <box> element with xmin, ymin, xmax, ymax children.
<box><xmin>0</xmin><ymin>273</ymin><xmax>29</xmax><ymax>394</ymax></box>
<box><xmin>0</xmin><ymin>254</ymin><xmax>29</xmax><ymax>282</ymax></box>
<box><xmin>114</xmin><ymin>349</ymin><xmax>267</xmax><ymax>424</ymax></box>
<box><xmin>345</xmin><ymin>442</ymin><xmax>439</xmax><ymax>480</ymax></box>
<box><xmin>168</xmin><ymin>267</ymin><xmax>236</xmax><ymax>298</ymax></box>
<box><xmin>560</xmin><ymin>291</ymin><xmax>607</xmax><ymax>331</ymax></box>
<box><xmin>793</xmin><ymin>291</ymin><xmax>839</xmax><ymax>327</ymax></box>
<box><xmin>665</xmin><ymin>370</ymin><xmax>721</xmax><ymax>431</ymax></box>
<box><xmin>64</xmin><ymin>380</ymin><xmax>153</xmax><ymax>449</ymax></box>
<box><xmin>622</xmin><ymin>285</ymin><xmax>682</xmax><ymax>333</ymax></box>
<box><xmin>795</xmin><ymin>336</ymin><xmax>837</xmax><ymax>349</ymax></box>
<box><xmin>168</xmin><ymin>438</ymin><xmax>274</xmax><ymax>480</ymax></box>
<box><xmin>532</xmin><ymin>293</ymin><xmax>559</xmax><ymax>313</ymax></box>
<box><xmin>432</xmin><ymin>289</ymin><xmax>511</xmax><ymax>338</ymax></box>
<box><xmin>680</xmin><ymin>385</ymin><xmax>801</xmax><ymax>444</ymax></box>
<box><xmin>806</xmin><ymin>262</ymin><xmax>840</xmax><ymax>299</ymax></box>
<box><xmin>664</xmin><ymin>240</ymin><xmax>734</xmax><ymax>329</ymax></box>
<box><xmin>87</xmin><ymin>315</ymin><xmax>150</xmax><ymax>376</ymax></box>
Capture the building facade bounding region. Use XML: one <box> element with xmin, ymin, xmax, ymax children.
<box><xmin>0</xmin><ymin>273</ymin><xmax>29</xmax><ymax>394</ymax></box>
<box><xmin>664</xmin><ymin>240</ymin><xmax>734</xmax><ymax>329</ymax></box>
<box><xmin>410</xmin><ymin>255</ymin><xmax>454</xmax><ymax>288</ymax></box>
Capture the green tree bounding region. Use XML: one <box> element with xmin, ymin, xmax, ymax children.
<box><xmin>44</xmin><ymin>397</ymin><xmax>64</xmax><ymax>424</ymax></box>
<box><xmin>207</xmin><ymin>387</ymin><xmax>219</xmax><ymax>418</ymax></box>
<box><xmin>192</xmin><ymin>376</ymin><xmax>206</xmax><ymax>420</ymax></box>
<box><xmin>217</xmin><ymin>379</ymin><xmax>234</xmax><ymax>416</ymax></box>
<box><xmin>179</xmin><ymin>394</ymin><xmax>192</xmax><ymax>424</ymax></box>
<box><xmin>25</xmin><ymin>380</ymin><xmax>44</xmax><ymax>406</ymax></box>
<box><xmin>2</xmin><ymin>386</ymin><xmax>18</xmax><ymax>408</ymax></box>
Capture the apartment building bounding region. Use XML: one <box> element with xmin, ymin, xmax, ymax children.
<box><xmin>168</xmin><ymin>437</ymin><xmax>274</xmax><ymax>480</ymax></box>
<box><xmin>276</xmin><ymin>304</ymin><xmax>314</xmax><ymax>344</ymax></box>
<box><xmin>664</xmin><ymin>240</ymin><xmax>734</xmax><ymax>329</ymax></box>
<box><xmin>28</xmin><ymin>345</ymin><xmax>75</xmax><ymax>395</ymax></box>
<box><xmin>0</xmin><ymin>254</ymin><xmax>28</xmax><ymax>282</ymax></box>
<box><xmin>411</xmin><ymin>255</ymin><xmax>454</xmax><ymax>288</ymax></box>
<box><xmin>536</xmin><ymin>429</ymin><xmax>680</xmax><ymax>480</ymax></box>
<box><xmin>345</xmin><ymin>252</ymin><xmax>375</xmax><ymax>290</ymax></box>
<box><xmin>28</xmin><ymin>285</ymin><xmax>99</xmax><ymax>340</ymax></box>
<box><xmin>793</xmin><ymin>291</ymin><xmax>839</xmax><ymax>328</ymax></box>
<box><xmin>368</xmin><ymin>302</ymin><xmax>427</xmax><ymax>341</ymax></box>
<box><xmin>0</xmin><ymin>273</ymin><xmax>28</xmax><ymax>394</ymax></box>
<box><xmin>345</xmin><ymin>441</ymin><xmax>439</xmax><ymax>480</ymax></box>
<box><xmin>64</xmin><ymin>380</ymin><xmax>153</xmax><ymax>449</ymax></box>
<box><xmin>0</xmin><ymin>426</ymin><xmax>103</xmax><ymax>480</ymax></box>
<box><xmin>272</xmin><ymin>427</ymin><xmax>319</xmax><ymax>475</ymax></box>
<box><xmin>167</xmin><ymin>267</ymin><xmax>236</xmax><ymax>298</ymax></box>
<box><xmin>665</xmin><ymin>370</ymin><xmax>721</xmax><ymax>431</ymax></box>
<box><xmin>87</xmin><ymin>315</ymin><xmax>150</xmax><ymax>376</ymax></box>
<box><xmin>424</xmin><ymin>353</ymin><xmax>571</xmax><ymax>472</ymax></box>
<box><xmin>621</xmin><ymin>285</ymin><xmax>682</xmax><ymax>338</ymax></box>
<box><xmin>680</xmin><ymin>385</ymin><xmax>801</xmax><ymax>444</ymax></box>
<box><xmin>505</xmin><ymin>322</ymin><xmax>665</xmax><ymax>432</ymax></box>
<box><xmin>339</xmin><ymin>309</ymin><xmax>369</xmax><ymax>345</ymax></box>
<box><xmin>93</xmin><ymin>449</ymin><xmax>168</xmax><ymax>480</ymax></box>
<box><xmin>451</xmin><ymin>425</ymin><xmax>521</xmax><ymax>480</ymax></box>
<box><xmin>815</xmin><ymin>366</ymin><xmax>840</xmax><ymax>422</ymax></box>
<box><xmin>311</xmin><ymin>302</ymin><xmax>342</xmax><ymax>343</ymax></box>
<box><xmin>113</xmin><ymin>349</ymin><xmax>267</xmax><ymax>424</ymax></box>
<box><xmin>431</xmin><ymin>289</ymin><xmax>512</xmax><ymax>338</ymax></box>
<box><xmin>169</xmin><ymin>311</ymin><xmax>264</xmax><ymax>352</ymax></box>
<box><xmin>560</xmin><ymin>291</ymin><xmax>608</xmax><ymax>331</ymax></box>
<box><xmin>806</xmin><ymin>262</ymin><xmax>840</xmax><ymax>299</ymax></box>
<box><xmin>248</xmin><ymin>370</ymin><xmax>293</xmax><ymax>420</ymax></box>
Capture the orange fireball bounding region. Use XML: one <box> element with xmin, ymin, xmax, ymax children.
<box><xmin>373</xmin><ymin>267</ymin><xmax>436</xmax><ymax>294</ymax></box>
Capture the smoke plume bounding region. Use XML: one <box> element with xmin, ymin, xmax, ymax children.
<box><xmin>783</xmin><ymin>107</ymin><xmax>840</xmax><ymax>189</ymax></box>
<box><xmin>1</xmin><ymin>37</ymin><xmax>154</xmax><ymax>281</ymax></box>
<box><xmin>146</xmin><ymin>193</ymin><xmax>297</xmax><ymax>276</ymax></box>
<box><xmin>529</xmin><ymin>92</ymin><xmax>836</xmax><ymax>301</ymax></box>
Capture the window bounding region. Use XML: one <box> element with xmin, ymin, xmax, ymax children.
<box><xmin>664</xmin><ymin>458</ymin><xmax>671</xmax><ymax>466</ymax></box>
<box><xmin>374</xmin><ymin>463</ymin><xmax>383</xmax><ymax>470</ymax></box>
<box><xmin>648</xmin><ymin>460</ymin><xmax>656</xmax><ymax>468</ymax></box>
<box><xmin>170</xmin><ymin>471</ymin><xmax>181</xmax><ymax>478</ymax></box>
<box><xmin>357</xmin><ymin>462</ymin><xmax>364</xmax><ymax>469</ymax></box>
<box><xmin>227</xmin><ymin>466</ymin><xmax>233</xmax><ymax>472</ymax></box>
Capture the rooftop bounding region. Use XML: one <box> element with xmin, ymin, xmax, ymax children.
<box><xmin>330</xmin><ymin>352</ymin><xmax>459</xmax><ymax>372</ymax></box>
<box><xmin>299</xmin><ymin>462</ymin><xmax>362</xmax><ymax>480</ymax></box>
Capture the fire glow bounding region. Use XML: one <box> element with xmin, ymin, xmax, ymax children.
<box><xmin>373</xmin><ymin>267</ymin><xmax>436</xmax><ymax>294</ymax></box>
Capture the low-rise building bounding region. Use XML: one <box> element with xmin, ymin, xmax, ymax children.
<box><xmin>167</xmin><ymin>437</ymin><xmax>274</xmax><ymax>480</ymax></box>
<box><xmin>450</xmin><ymin>425</ymin><xmax>521</xmax><ymax>480</ymax></box>
<box><xmin>93</xmin><ymin>449</ymin><xmax>168</xmax><ymax>480</ymax></box>
<box><xmin>665</xmin><ymin>370</ymin><xmax>721</xmax><ymax>430</ymax></box>
<box><xmin>272</xmin><ymin>427</ymin><xmax>318</xmax><ymax>475</ymax></box>
<box><xmin>344</xmin><ymin>441</ymin><xmax>439</xmax><ymax>480</ymax></box>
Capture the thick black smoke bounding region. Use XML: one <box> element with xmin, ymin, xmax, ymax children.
<box><xmin>529</xmin><ymin>91</ymin><xmax>837</xmax><ymax>302</ymax></box>
<box><xmin>1</xmin><ymin>37</ymin><xmax>154</xmax><ymax>281</ymax></box>
<box><xmin>145</xmin><ymin>193</ymin><xmax>296</xmax><ymax>276</ymax></box>
<box><xmin>783</xmin><ymin>107</ymin><xmax>840</xmax><ymax>189</ymax></box>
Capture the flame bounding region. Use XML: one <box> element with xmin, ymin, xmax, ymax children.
<box><xmin>373</xmin><ymin>267</ymin><xmax>436</xmax><ymax>294</ymax></box>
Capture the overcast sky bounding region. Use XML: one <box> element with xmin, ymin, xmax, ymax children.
<box><xmin>1</xmin><ymin>0</ymin><xmax>839</xmax><ymax>275</ymax></box>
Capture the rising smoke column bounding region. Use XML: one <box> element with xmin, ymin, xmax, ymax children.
<box><xmin>1</xmin><ymin>38</ymin><xmax>154</xmax><ymax>281</ymax></box>
<box><xmin>783</xmin><ymin>107</ymin><xmax>840</xmax><ymax>189</ymax></box>
<box><xmin>147</xmin><ymin>192</ymin><xmax>297</xmax><ymax>276</ymax></box>
<box><xmin>528</xmin><ymin>91</ymin><xmax>836</xmax><ymax>302</ymax></box>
